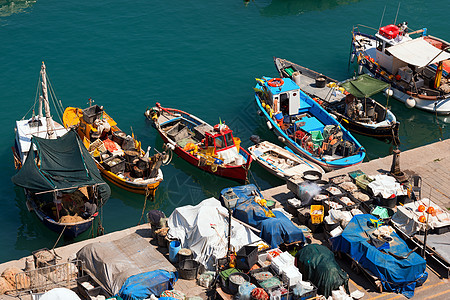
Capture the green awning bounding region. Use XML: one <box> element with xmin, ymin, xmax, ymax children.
<box><xmin>340</xmin><ymin>74</ymin><xmax>390</xmax><ymax>98</ymax></box>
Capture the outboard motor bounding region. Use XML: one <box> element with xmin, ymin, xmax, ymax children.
<box><xmin>249</xmin><ymin>135</ymin><xmax>261</xmax><ymax>145</ymax></box>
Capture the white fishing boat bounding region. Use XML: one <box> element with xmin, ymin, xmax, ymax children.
<box><xmin>352</xmin><ymin>22</ymin><xmax>450</xmax><ymax>115</ymax></box>
<box><xmin>13</xmin><ymin>62</ymin><xmax>68</xmax><ymax>166</ymax></box>
<box><xmin>12</xmin><ymin>62</ymin><xmax>110</xmax><ymax>238</ymax></box>
<box><xmin>248</xmin><ymin>140</ymin><xmax>324</xmax><ymax>180</ymax></box>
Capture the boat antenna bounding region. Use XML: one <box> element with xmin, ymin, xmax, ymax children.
<box><xmin>393</xmin><ymin>3</ymin><xmax>401</xmax><ymax>26</ymax></box>
<box><xmin>378</xmin><ymin>5</ymin><xmax>386</xmax><ymax>29</ymax></box>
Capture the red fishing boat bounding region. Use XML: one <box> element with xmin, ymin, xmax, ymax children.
<box><xmin>145</xmin><ymin>103</ymin><xmax>252</xmax><ymax>182</ymax></box>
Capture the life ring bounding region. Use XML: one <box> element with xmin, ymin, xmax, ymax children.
<box><xmin>268</xmin><ymin>78</ymin><xmax>284</xmax><ymax>87</ymax></box>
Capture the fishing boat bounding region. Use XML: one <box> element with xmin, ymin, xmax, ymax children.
<box><xmin>254</xmin><ymin>76</ymin><xmax>365</xmax><ymax>171</ymax></box>
<box><xmin>351</xmin><ymin>22</ymin><xmax>450</xmax><ymax>114</ymax></box>
<box><xmin>274</xmin><ymin>57</ymin><xmax>400</xmax><ymax>142</ymax></box>
<box><xmin>12</xmin><ymin>62</ymin><xmax>110</xmax><ymax>238</ymax></box>
<box><xmin>63</xmin><ymin>102</ymin><xmax>164</xmax><ymax>197</ymax></box>
<box><xmin>248</xmin><ymin>139</ymin><xmax>324</xmax><ymax>180</ymax></box>
<box><xmin>145</xmin><ymin>103</ymin><xmax>252</xmax><ymax>182</ymax></box>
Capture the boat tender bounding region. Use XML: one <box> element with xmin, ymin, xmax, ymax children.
<box><xmin>248</xmin><ymin>140</ymin><xmax>324</xmax><ymax>180</ymax></box>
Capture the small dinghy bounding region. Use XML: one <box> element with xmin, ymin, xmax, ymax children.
<box><xmin>248</xmin><ymin>139</ymin><xmax>324</xmax><ymax>180</ymax></box>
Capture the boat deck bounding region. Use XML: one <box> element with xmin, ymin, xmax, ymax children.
<box><xmin>296</xmin><ymin>73</ymin><xmax>344</xmax><ymax>104</ymax></box>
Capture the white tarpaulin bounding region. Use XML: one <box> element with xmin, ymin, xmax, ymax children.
<box><xmin>367</xmin><ymin>174</ymin><xmax>407</xmax><ymax>198</ymax></box>
<box><xmin>387</xmin><ymin>37</ymin><xmax>450</xmax><ymax>68</ymax></box>
<box><xmin>167</xmin><ymin>197</ymin><xmax>261</xmax><ymax>270</ymax></box>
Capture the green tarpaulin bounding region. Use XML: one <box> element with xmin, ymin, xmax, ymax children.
<box><xmin>12</xmin><ymin>129</ymin><xmax>110</xmax><ymax>201</ymax></box>
<box><xmin>340</xmin><ymin>74</ymin><xmax>390</xmax><ymax>98</ymax></box>
<box><xmin>295</xmin><ymin>244</ymin><xmax>349</xmax><ymax>298</ymax></box>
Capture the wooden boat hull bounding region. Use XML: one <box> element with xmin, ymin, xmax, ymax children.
<box><xmin>147</xmin><ymin>106</ymin><xmax>252</xmax><ymax>183</ymax></box>
<box><xmin>274</xmin><ymin>57</ymin><xmax>400</xmax><ymax>142</ymax></box>
<box><xmin>26</xmin><ymin>193</ymin><xmax>94</xmax><ymax>238</ymax></box>
<box><xmin>97</xmin><ymin>167</ymin><xmax>161</xmax><ymax>196</ymax></box>
<box><xmin>248</xmin><ymin>141</ymin><xmax>324</xmax><ymax>179</ymax></box>
<box><xmin>159</xmin><ymin>133</ymin><xmax>250</xmax><ymax>182</ymax></box>
<box><xmin>254</xmin><ymin>78</ymin><xmax>365</xmax><ymax>172</ymax></box>
<box><xmin>63</xmin><ymin>107</ymin><xmax>163</xmax><ymax>196</ymax></box>
<box><xmin>332</xmin><ymin>112</ymin><xmax>399</xmax><ymax>141</ymax></box>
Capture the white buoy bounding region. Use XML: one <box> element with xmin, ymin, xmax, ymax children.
<box><xmin>266</xmin><ymin>120</ymin><xmax>273</xmax><ymax>130</ymax></box>
<box><xmin>386</xmin><ymin>89</ymin><xmax>394</xmax><ymax>97</ymax></box>
<box><xmin>292</xmin><ymin>71</ymin><xmax>301</xmax><ymax>86</ymax></box>
<box><xmin>405</xmin><ymin>97</ymin><xmax>416</xmax><ymax>108</ymax></box>
<box><xmin>350</xmin><ymin>53</ymin><xmax>355</xmax><ymax>63</ymax></box>
<box><xmin>358</xmin><ymin>65</ymin><xmax>363</xmax><ymax>75</ymax></box>
<box><xmin>278</xmin><ymin>136</ymin><xmax>286</xmax><ymax>143</ymax></box>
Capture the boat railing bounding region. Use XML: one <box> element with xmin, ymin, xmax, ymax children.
<box><xmin>10</xmin><ymin>259</ymin><xmax>85</xmax><ymax>297</ymax></box>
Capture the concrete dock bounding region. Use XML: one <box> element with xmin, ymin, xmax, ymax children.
<box><xmin>0</xmin><ymin>139</ymin><xmax>449</xmax><ymax>299</ymax></box>
<box><xmin>261</xmin><ymin>138</ymin><xmax>450</xmax><ymax>300</ymax></box>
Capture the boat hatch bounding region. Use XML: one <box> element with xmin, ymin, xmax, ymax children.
<box><xmin>205</xmin><ymin>129</ymin><xmax>235</xmax><ymax>153</ymax></box>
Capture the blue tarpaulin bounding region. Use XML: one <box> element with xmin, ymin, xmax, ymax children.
<box><xmin>220</xmin><ymin>185</ymin><xmax>305</xmax><ymax>248</ymax></box>
<box><xmin>118</xmin><ymin>270</ymin><xmax>178</xmax><ymax>300</ymax></box>
<box><xmin>330</xmin><ymin>214</ymin><xmax>427</xmax><ymax>298</ymax></box>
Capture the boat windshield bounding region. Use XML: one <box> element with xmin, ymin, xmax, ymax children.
<box><xmin>215</xmin><ymin>135</ymin><xmax>226</xmax><ymax>150</ymax></box>
<box><xmin>224</xmin><ymin>132</ymin><xmax>234</xmax><ymax>147</ymax></box>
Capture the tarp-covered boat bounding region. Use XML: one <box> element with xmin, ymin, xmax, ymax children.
<box><xmin>220</xmin><ymin>184</ymin><xmax>306</xmax><ymax>249</ymax></box>
<box><xmin>330</xmin><ymin>214</ymin><xmax>428</xmax><ymax>298</ymax></box>
<box><xmin>64</xmin><ymin>103</ymin><xmax>164</xmax><ymax>196</ymax></box>
<box><xmin>12</xmin><ymin>130</ymin><xmax>111</xmax><ymax>238</ymax></box>
<box><xmin>167</xmin><ymin>197</ymin><xmax>262</xmax><ymax>270</ymax></box>
<box><xmin>274</xmin><ymin>57</ymin><xmax>400</xmax><ymax>142</ymax></box>
<box><xmin>254</xmin><ymin>76</ymin><xmax>365</xmax><ymax>171</ymax></box>
<box><xmin>77</xmin><ymin>233</ymin><xmax>176</xmax><ymax>296</ymax></box>
<box><xmin>145</xmin><ymin>103</ymin><xmax>252</xmax><ymax>182</ymax></box>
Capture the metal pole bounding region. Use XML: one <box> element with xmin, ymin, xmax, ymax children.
<box><xmin>227</xmin><ymin>207</ymin><xmax>232</xmax><ymax>264</ymax></box>
<box><xmin>422</xmin><ymin>190</ymin><xmax>432</xmax><ymax>258</ymax></box>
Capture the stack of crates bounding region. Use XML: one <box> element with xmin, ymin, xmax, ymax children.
<box><xmin>310</xmin><ymin>131</ymin><xmax>324</xmax><ymax>150</ymax></box>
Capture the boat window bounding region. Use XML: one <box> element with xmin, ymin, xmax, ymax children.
<box><xmin>215</xmin><ymin>136</ymin><xmax>226</xmax><ymax>150</ymax></box>
<box><xmin>280</xmin><ymin>93</ymin><xmax>289</xmax><ymax>114</ymax></box>
<box><xmin>376</xmin><ymin>39</ymin><xmax>383</xmax><ymax>52</ymax></box>
<box><xmin>224</xmin><ymin>132</ymin><xmax>234</xmax><ymax>147</ymax></box>
<box><xmin>207</xmin><ymin>136</ymin><xmax>214</xmax><ymax>147</ymax></box>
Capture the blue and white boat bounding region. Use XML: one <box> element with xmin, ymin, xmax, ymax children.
<box><xmin>254</xmin><ymin>77</ymin><xmax>365</xmax><ymax>171</ymax></box>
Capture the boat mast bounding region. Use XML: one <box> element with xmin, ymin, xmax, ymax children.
<box><xmin>41</xmin><ymin>62</ymin><xmax>56</xmax><ymax>139</ymax></box>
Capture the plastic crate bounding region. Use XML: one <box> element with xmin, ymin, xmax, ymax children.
<box><xmin>82</xmin><ymin>105</ymin><xmax>103</xmax><ymax>124</ymax></box>
<box><xmin>102</xmin><ymin>155</ymin><xmax>125</xmax><ymax>174</ymax></box>
<box><xmin>355</xmin><ymin>174</ymin><xmax>374</xmax><ymax>191</ymax></box>
<box><xmin>310</xmin><ymin>205</ymin><xmax>324</xmax><ymax>224</ymax></box>
<box><xmin>310</xmin><ymin>131</ymin><xmax>323</xmax><ymax>146</ymax></box>
<box><xmin>236</xmin><ymin>245</ymin><xmax>258</xmax><ymax>271</ymax></box>
<box><xmin>294</xmin><ymin>281</ymin><xmax>318</xmax><ymax>300</ymax></box>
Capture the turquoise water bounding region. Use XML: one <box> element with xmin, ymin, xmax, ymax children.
<box><xmin>0</xmin><ymin>0</ymin><xmax>448</xmax><ymax>263</ymax></box>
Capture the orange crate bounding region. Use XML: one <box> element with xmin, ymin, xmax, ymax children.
<box><xmin>310</xmin><ymin>205</ymin><xmax>324</xmax><ymax>224</ymax></box>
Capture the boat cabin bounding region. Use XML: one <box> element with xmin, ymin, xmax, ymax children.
<box><xmin>374</xmin><ymin>24</ymin><xmax>414</xmax><ymax>74</ymax></box>
<box><xmin>204</xmin><ymin>125</ymin><xmax>236</xmax><ymax>153</ymax></box>
<box><xmin>262</xmin><ymin>78</ymin><xmax>302</xmax><ymax>116</ymax></box>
